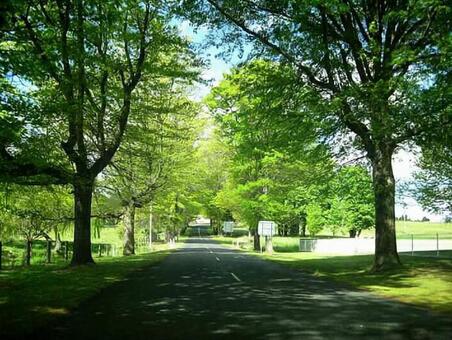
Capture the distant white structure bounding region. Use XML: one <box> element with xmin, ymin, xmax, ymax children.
<box><xmin>223</xmin><ymin>221</ymin><xmax>235</xmax><ymax>233</ymax></box>
<box><xmin>299</xmin><ymin>237</ymin><xmax>452</xmax><ymax>255</ymax></box>
<box><xmin>188</xmin><ymin>216</ymin><xmax>211</xmax><ymax>226</ymax></box>
<box><xmin>258</xmin><ymin>221</ymin><xmax>277</xmax><ymax>236</ymax></box>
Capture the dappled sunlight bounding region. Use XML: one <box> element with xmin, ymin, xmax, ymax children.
<box><xmin>32</xmin><ymin>306</ymin><xmax>70</xmax><ymax>316</ymax></box>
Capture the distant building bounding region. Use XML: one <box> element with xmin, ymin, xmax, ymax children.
<box><xmin>188</xmin><ymin>216</ymin><xmax>211</xmax><ymax>226</ymax></box>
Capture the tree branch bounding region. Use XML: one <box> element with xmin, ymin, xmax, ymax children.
<box><xmin>207</xmin><ymin>0</ymin><xmax>335</xmax><ymax>91</ymax></box>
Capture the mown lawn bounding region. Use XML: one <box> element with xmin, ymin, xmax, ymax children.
<box><xmin>0</xmin><ymin>248</ymin><xmax>171</xmax><ymax>337</ymax></box>
<box><xmin>346</xmin><ymin>221</ymin><xmax>452</xmax><ymax>239</ymax></box>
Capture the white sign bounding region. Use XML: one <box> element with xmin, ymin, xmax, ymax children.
<box><xmin>223</xmin><ymin>221</ymin><xmax>235</xmax><ymax>233</ymax></box>
<box><xmin>258</xmin><ymin>221</ymin><xmax>277</xmax><ymax>236</ymax></box>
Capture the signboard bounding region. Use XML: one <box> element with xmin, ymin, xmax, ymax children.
<box><xmin>223</xmin><ymin>221</ymin><xmax>235</xmax><ymax>233</ymax></box>
<box><xmin>258</xmin><ymin>221</ymin><xmax>277</xmax><ymax>236</ymax></box>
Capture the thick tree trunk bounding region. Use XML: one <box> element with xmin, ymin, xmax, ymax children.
<box><xmin>371</xmin><ymin>147</ymin><xmax>401</xmax><ymax>271</ymax></box>
<box><xmin>123</xmin><ymin>203</ymin><xmax>136</xmax><ymax>256</ymax></box>
<box><xmin>71</xmin><ymin>178</ymin><xmax>95</xmax><ymax>265</ymax></box>
<box><xmin>349</xmin><ymin>229</ymin><xmax>357</xmax><ymax>238</ymax></box>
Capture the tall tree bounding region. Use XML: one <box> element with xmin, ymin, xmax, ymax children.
<box><xmin>327</xmin><ymin>166</ymin><xmax>375</xmax><ymax>237</ymax></box>
<box><xmin>103</xmin><ymin>80</ymin><xmax>200</xmax><ymax>255</ymax></box>
<box><xmin>181</xmin><ymin>0</ymin><xmax>450</xmax><ymax>270</ymax></box>
<box><xmin>192</xmin><ymin>126</ymin><xmax>232</xmax><ymax>234</ymax></box>
<box><xmin>208</xmin><ymin>62</ymin><xmax>333</xmax><ymax>249</ymax></box>
<box><xmin>0</xmin><ymin>1</ymin><xmax>193</xmax><ymax>264</ymax></box>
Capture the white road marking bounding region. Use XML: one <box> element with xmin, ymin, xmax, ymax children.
<box><xmin>215</xmin><ymin>256</ymin><xmax>220</xmax><ymax>262</ymax></box>
<box><xmin>230</xmin><ymin>272</ymin><xmax>241</xmax><ymax>282</ymax></box>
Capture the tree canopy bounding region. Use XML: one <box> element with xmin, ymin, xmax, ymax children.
<box><xmin>179</xmin><ymin>0</ymin><xmax>451</xmax><ymax>270</ymax></box>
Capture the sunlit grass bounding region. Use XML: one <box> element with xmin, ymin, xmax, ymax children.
<box><xmin>349</xmin><ymin>221</ymin><xmax>452</xmax><ymax>239</ymax></box>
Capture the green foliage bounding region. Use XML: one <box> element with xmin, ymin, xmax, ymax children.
<box><xmin>191</xmin><ymin>125</ymin><xmax>232</xmax><ymax>232</ymax></box>
<box><xmin>206</xmin><ymin>61</ymin><xmax>375</xmax><ymax>239</ymax></box>
<box><xmin>102</xmin><ymin>78</ymin><xmax>201</xmax><ymax>211</ymax></box>
<box><xmin>0</xmin><ymin>1</ymin><xmax>202</xmax><ymax>262</ymax></box>
<box><xmin>306</xmin><ymin>204</ymin><xmax>325</xmax><ymax>236</ymax></box>
<box><xmin>1</xmin><ymin>0</ymin><xmax>189</xmax><ymax>183</ymax></box>
<box><xmin>414</xmin><ymin>144</ymin><xmax>452</xmax><ymax>215</ymax></box>
<box><xmin>328</xmin><ymin>166</ymin><xmax>375</xmax><ymax>236</ymax></box>
<box><xmin>207</xmin><ymin>60</ymin><xmax>335</xmax><ymax>234</ymax></box>
<box><xmin>181</xmin><ymin>0</ymin><xmax>451</xmax><ymax>266</ymax></box>
<box><xmin>0</xmin><ymin>185</ymin><xmax>72</xmax><ymax>241</ymax></box>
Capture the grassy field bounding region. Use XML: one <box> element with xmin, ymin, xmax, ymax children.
<box><xmin>0</xmin><ymin>246</ymin><xmax>172</xmax><ymax>337</ymax></box>
<box><xmin>315</xmin><ymin>221</ymin><xmax>452</xmax><ymax>239</ymax></box>
<box><xmin>360</xmin><ymin>221</ymin><xmax>452</xmax><ymax>239</ymax></box>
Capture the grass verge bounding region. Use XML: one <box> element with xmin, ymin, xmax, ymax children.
<box><xmin>0</xmin><ymin>247</ymin><xmax>171</xmax><ymax>337</ymax></box>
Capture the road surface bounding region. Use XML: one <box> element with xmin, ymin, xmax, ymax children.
<box><xmin>33</xmin><ymin>238</ymin><xmax>452</xmax><ymax>339</ymax></box>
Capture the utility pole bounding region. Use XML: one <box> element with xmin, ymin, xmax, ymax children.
<box><xmin>149</xmin><ymin>204</ymin><xmax>153</xmax><ymax>250</ymax></box>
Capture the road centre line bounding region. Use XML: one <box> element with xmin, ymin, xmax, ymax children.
<box><xmin>230</xmin><ymin>272</ymin><xmax>241</xmax><ymax>282</ymax></box>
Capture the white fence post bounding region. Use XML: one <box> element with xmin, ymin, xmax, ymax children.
<box><xmin>437</xmin><ymin>233</ymin><xmax>439</xmax><ymax>257</ymax></box>
<box><xmin>411</xmin><ymin>234</ymin><xmax>414</xmax><ymax>256</ymax></box>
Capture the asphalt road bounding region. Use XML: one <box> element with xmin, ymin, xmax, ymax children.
<box><xmin>33</xmin><ymin>238</ymin><xmax>452</xmax><ymax>339</ymax></box>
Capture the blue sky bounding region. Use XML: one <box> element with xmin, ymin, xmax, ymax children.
<box><xmin>178</xmin><ymin>21</ymin><xmax>446</xmax><ymax>222</ymax></box>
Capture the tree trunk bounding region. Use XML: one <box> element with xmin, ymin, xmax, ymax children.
<box><xmin>371</xmin><ymin>147</ymin><xmax>401</xmax><ymax>271</ymax></box>
<box><xmin>253</xmin><ymin>231</ymin><xmax>260</xmax><ymax>251</ymax></box>
<box><xmin>24</xmin><ymin>240</ymin><xmax>32</xmax><ymax>266</ymax></box>
<box><xmin>71</xmin><ymin>178</ymin><xmax>95</xmax><ymax>265</ymax></box>
<box><xmin>46</xmin><ymin>240</ymin><xmax>52</xmax><ymax>263</ymax></box>
<box><xmin>123</xmin><ymin>202</ymin><xmax>136</xmax><ymax>256</ymax></box>
<box><xmin>349</xmin><ymin>229</ymin><xmax>357</xmax><ymax>238</ymax></box>
<box><xmin>54</xmin><ymin>228</ymin><xmax>62</xmax><ymax>253</ymax></box>
<box><xmin>148</xmin><ymin>206</ymin><xmax>153</xmax><ymax>250</ymax></box>
<box><xmin>299</xmin><ymin>213</ymin><xmax>307</xmax><ymax>237</ymax></box>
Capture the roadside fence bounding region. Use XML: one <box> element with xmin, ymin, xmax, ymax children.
<box><xmin>299</xmin><ymin>234</ymin><xmax>452</xmax><ymax>257</ymax></box>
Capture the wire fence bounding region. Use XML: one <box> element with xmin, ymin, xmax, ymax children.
<box><xmin>0</xmin><ymin>239</ymin><xmax>120</xmax><ymax>269</ymax></box>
